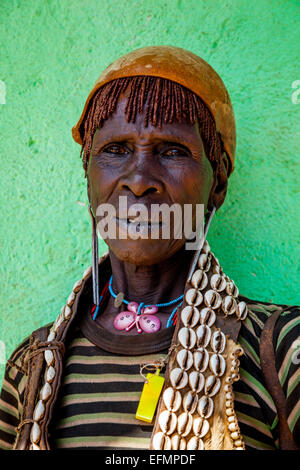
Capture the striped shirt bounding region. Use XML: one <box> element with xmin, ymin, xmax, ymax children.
<box><xmin>0</xmin><ymin>298</ymin><xmax>299</xmax><ymax>450</ymax></box>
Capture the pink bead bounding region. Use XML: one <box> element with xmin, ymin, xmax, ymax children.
<box><xmin>143</xmin><ymin>305</ymin><xmax>158</xmax><ymax>314</ymax></box>
<box><xmin>113</xmin><ymin>311</ymin><xmax>135</xmax><ymax>330</ymax></box>
<box><xmin>127</xmin><ymin>302</ymin><xmax>139</xmax><ymax>313</ymax></box>
<box><xmin>113</xmin><ymin>302</ymin><xmax>161</xmax><ymax>334</ymax></box>
<box><xmin>139</xmin><ymin>314</ymin><xmax>161</xmax><ymax>333</ymax></box>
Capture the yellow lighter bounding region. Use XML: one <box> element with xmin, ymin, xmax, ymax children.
<box><xmin>136</xmin><ymin>368</ymin><xmax>165</xmax><ymax>423</ymax></box>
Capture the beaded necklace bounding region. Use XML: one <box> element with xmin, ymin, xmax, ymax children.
<box><xmin>92</xmin><ymin>275</ymin><xmax>183</xmax><ymax>333</ymax></box>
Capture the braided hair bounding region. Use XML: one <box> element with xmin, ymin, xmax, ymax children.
<box><xmin>80</xmin><ymin>76</ymin><xmax>223</xmax><ymax>175</ymax></box>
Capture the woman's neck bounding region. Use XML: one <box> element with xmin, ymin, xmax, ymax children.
<box><xmin>108</xmin><ymin>245</ymin><xmax>194</xmax><ymax>305</ymax></box>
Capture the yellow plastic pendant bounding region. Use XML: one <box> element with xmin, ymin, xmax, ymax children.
<box><xmin>136</xmin><ymin>369</ymin><xmax>165</xmax><ymax>423</ymax></box>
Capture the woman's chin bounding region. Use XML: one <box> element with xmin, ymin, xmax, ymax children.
<box><xmin>105</xmin><ymin>238</ymin><xmax>184</xmax><ymax>266</ymax></box>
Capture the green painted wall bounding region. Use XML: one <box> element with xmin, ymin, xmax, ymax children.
<box><xmin>0</xmin><ymin>0</ymin><xmax>299</xmax><ymax>382</ymax></box>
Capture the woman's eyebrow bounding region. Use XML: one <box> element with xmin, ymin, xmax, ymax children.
<box><xmin>92</xmin><ymin>130</ymin><xmax>201</xmax><ymax>149</ymax></box>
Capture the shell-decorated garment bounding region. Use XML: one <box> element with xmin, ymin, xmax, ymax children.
<box><xmin>0</xmin><ymin>249</ymin><xmax>299</xmax><ymax>450</ymax></box>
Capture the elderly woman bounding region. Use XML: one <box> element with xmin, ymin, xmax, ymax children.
<box><xmin>0</xmin><ymin>46</ymin><xmax>299</xmax><ymax>451</ymax></box>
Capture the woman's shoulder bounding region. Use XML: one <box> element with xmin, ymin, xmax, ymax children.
<box><xmin>240</xmin><ymin>295</ymin><xmax>300</xmax><ymax>332</ymax></box>
<box><xmin>5</xmin><ymin>323</ymin><xmax>54</xmax><ymax>378</ymax></box>
<box><xmin>236</xmin><ymin>295</ymin><xmax>300</xmax><ymax>380</ymax></box>
<box><xmin>238</xmin><ymin>295</ymin><xmax>300</xmax><ymax>399</ymax></box>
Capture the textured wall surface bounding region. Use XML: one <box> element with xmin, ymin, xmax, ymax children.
<box><xmin>0</xmin><ymin>0</ymin><xmax>299</xmax><ymax>382</ymax></box>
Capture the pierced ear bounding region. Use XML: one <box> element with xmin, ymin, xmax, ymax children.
<box><xmin>208</xmin><ymin>152</ymin><xmax>229</xmax><ymax>211</ymax></box>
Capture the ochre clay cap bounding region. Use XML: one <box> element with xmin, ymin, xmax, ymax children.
<box><xmin>72</xmin><ymin>45</ymin><xmax>236</xmax><ymax>174</ymax></box>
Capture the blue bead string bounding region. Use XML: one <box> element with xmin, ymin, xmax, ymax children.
<box><xmin>108</xmin><ymin>275</ymin><xmax>183</xmax><ymax>327</ymax></box>
<box><xmin>92</xmin><ymin>303</ymin><xmax>100</xmax><ymax>321</ymax></box>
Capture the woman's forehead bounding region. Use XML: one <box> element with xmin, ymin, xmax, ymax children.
<box><xmin>92</xmin><ymin>95</ymin><xmax>203</xmax><ymax>149</ymax></box>
<box><xmin>94</xmin><ymin>90</ymin><xmax>202</xmax><ymax>145</ymax></box>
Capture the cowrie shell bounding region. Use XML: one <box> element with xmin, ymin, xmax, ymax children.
<box><xmin>211</xmin><ymin>330</ymin><xmax>226</xmax><ymax>353</ymax></box>
<box><xmin>211</xmin><ymin>254</ymin><xmax>221</xmax><ymax>272</ymax></box>
<box><xmin>45</xmin><ymin>366</ymin><xmax>55</xmax><ymax>383</ymax></box>
<box><xmin>64</xmin><ymin>305</ymin><xmax>72</xmax><ymax>320</ymax></box>
<box><xmin>204</xmin><ymin>290</ymin><xmax>222</xmax><ymax>310</ymax></box>
<box><xmin>231</xmin><ymin>359</ymin><xmax>240</xmax><ymax>368</ymax></box>
<box><xmin>176</xmin><ymin>349</ymin><xmax>193</xmax><ymax>370</ymax></box>
<box><xmin>72</xmin><ymin>279</ymin><xmax>83</xmax><ymax>293</ymax></box>
<box><xmin>54</xmin><ymin>314</ymin><xmax>64</xmax><ymax>332</ymax></box>
<box><xmin>187</xmin><ymin>436</ymin><xmax>204</xmax><ymax>450</ymax></box>
<box><xmin>222</xmin><ymin>296</ymin><xmax>237</xmax><ymax>316</ymax></box>
<box><xmin>236</xmin><ymin>301</ymin><xmax>248</xmax><ymax>320</ymax></box>
<box><xmin>171</xmin><ymin>434</ymin><xmax>186</xmax><ymax>450</ymax></box>
<box><xmin>234</xmin><ymin>347</ymin><xmax>244</xmax><ymax>357</ymax></box>
<box><xmin>234</xmin><ymin>439</ymin><xmax>244</xmax><ymax>450</ymax></box>
<box><xmin>226</xmin><ymin>280</ymin><xmax>239</xmax><ymax>297</ymax></box>
<box><xmin>182</xmin><ymin>391</ymin><xmax>199</xmax><ymax>414</ymax></box>
<box><xmin>191</xmin><ymin>270</ymin><xmax>208</xmax><ymax>290</ymax></box>
<box><xmin>188</xmin><ymin>371</ymin><xmax>204</xmax><ymax>393</ymax></box>
<box><xmin>199</xmin><ymin>308</ymin><xmax>216</xmax><ymax>327</ymax></box>
<box><xmin>209</xmin><ymin>353</ymin><xmax>226</xmax><ymax>377</ymax></box>
<box><xmin>33</xmin><ymin>400</ymin><xmax>45</xmax><ymax>422</ymax></box>
<box><xmin>152</xmin><ymin>432</ymin><xmax>171</xmax><ymax>450</ymax></box>
<box><xmin>231</xmin><ymin>372</ymin><xmax>240</xmax><ymax>382</ymax></box>
<box><xmin>198</xmin><ymin>396</ymin><xmax>214</xmax><ymax>419</ymax></box>
<box><xmin>212</xmin><ymin>263</ymin><xmax>221</xmax><ymax>274</ymax></box>
<box><xmin>170</xmin><ymin>368</ymin><xmax>188</xmax><ymax>389</ymax></box>
<box><xmin>204</xmin><ymin>375</ymin><xmax>221</xmax><ymax>397</ymax></box>
<box><xmin>210</xmin><ymin>274</ymin><xmax>227</xmax><ymax>292</ymax></box>
<box><xmin>181</xmin><ymin>306</ymin><xmax>200</xmax><ymax>328</ymax></box>
<box><xmin>178</xmin><ymin>327</ymin><xmax>197</xmax><ymax>350</ymax></box>
<box><xmin>202</xmin><ymin>240</ymin><xmax>210</xmax><ymax>254</ymax></box>
<box><xmin>47</xmin><ymin>330</ymin><xmax>55</xmax><ymax>342</ymax></box>
<box><xmin>193</xmin><ymin>417</ymin><xmax>210</xmax><ymax>438</ymax></box>
<box><xmin>82</xmin><ymin>266</ymin><xmax>92</xmax><ymax>280</ymax></box>
<box><xmin>197</xmin><ymin>253</ymin><xmax>211</xmax><ymax>272</ymax></box>
<box><xmin>228</xmin><ymin>422</ymin><xmax>238</xmax><ymax>432</ymax></box>
<box><xmin>158</xmin><ymin>410</ymin><xmax>177</xmax><ymax>435</ymax></box>
<box><xmin>193</xmin><ymin>349</ymin><xmax>209</xmax><ymax>372</ymax></box>
<box><xmin>30</xmin><ymin>443</ymin><xmax>41</xmax><ymax>450</ymax></box>
<box><xmin>163</xmin><ymin>387</ymin><xmax>182</xmax><ymax>412</ymax></box>
<box><xmin>67</xmin><ymin>291</ymin><xmax>76</xmax><ymax>307</ymax></box>
<box><xmin>185</xmin><ymin>288</ymin><xmax>203</xmax><ymax>307</ymax></box>
<box><xmin>44</xmin><ymin>350</ymin><xmax>54</xmax><ymax>366</ymax></box>
<box><xmin>196</xmin><ymin>325</ymin><xmax>211</xmax><ymax>348</ymax></box>
<box><xmin>177</xmin><ymin>412</ymin><xmax>193</xmax><ymax>437</ymax></box>
<box><xmin>39</xmin><ymin>382</ymin><xmax>52</xmax><ymax>401</ymax></box>
<box><xmin>30</xmin><ymin>422</ymin><xmax>41</xmax><ymax>444</ymax></box>
<box><xmin>226</xmin><ymin>391</ymin><xmax>234</xmax><ymax>401</ymax></box>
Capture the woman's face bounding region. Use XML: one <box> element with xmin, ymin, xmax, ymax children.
<box><xmin>87</xmin><ymin>93</ymin><xmax>216</xmax><ymax>266</ymax></box>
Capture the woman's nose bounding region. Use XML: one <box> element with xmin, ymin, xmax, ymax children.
<box><xmin>118</xmin><ymin>154</ymin><xmax>164</xmax><ymax>198</ymax></box>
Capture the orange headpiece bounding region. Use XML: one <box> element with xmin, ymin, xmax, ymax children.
<box><xmin>72</xmin><ymin>46</ymin><xmax>236</xmax><ymax>174</ymax></box>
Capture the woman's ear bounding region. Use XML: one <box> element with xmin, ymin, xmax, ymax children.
<box><xmin>208</xmin><ymin>152</ymin><xmax>229</xmax><ymax>211</ymax></box>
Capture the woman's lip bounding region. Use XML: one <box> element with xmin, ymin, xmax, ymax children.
<box><xmin>115</xmin><ymin>216</ymin><xmax>163</xmax><ymax>226</ymax></box>
<box><xmin>114</xmin><ymin>217</ymin><xmax>165</xmax><ymax>239</ymax></box>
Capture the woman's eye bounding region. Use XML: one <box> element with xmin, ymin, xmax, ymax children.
<box><xmin>103</xmin><ymin>144</ymin><xmax>129</xmax><ymax>155</ymax></box>
<box><xmin>162</xmin><ymin>148</ymin><xmax>187</xmax><ymax>158</ymax></box>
